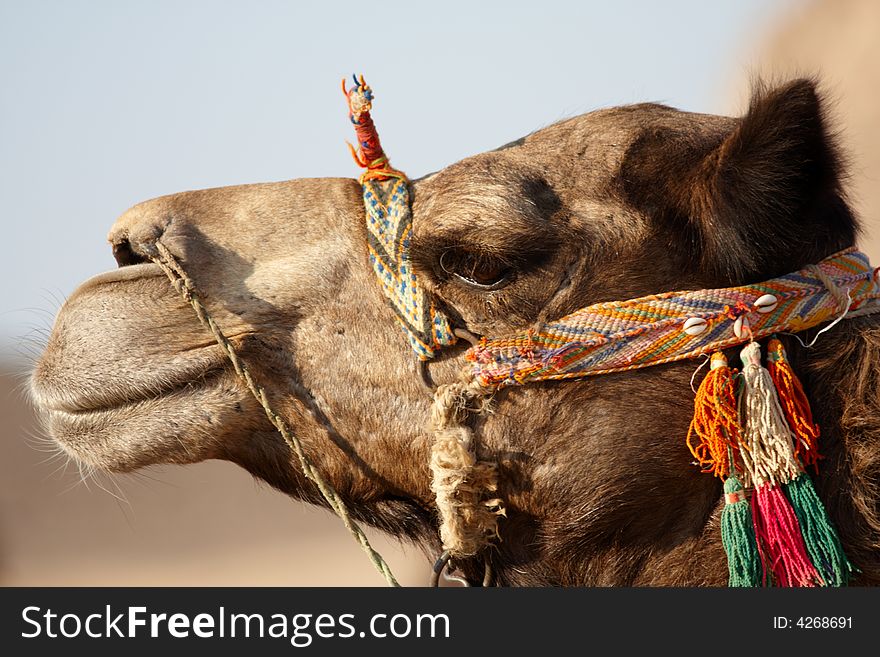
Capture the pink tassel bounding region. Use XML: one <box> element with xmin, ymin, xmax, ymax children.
<box><xmin>751</xmin><ymin>483</ymin><xmax>823</xmax><ymax>587</ymax></box>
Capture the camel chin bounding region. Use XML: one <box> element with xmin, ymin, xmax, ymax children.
<box><xmin>29</xmin><ymin>263</ymin><xmax>251</xmax><ymax>472</ymax></box>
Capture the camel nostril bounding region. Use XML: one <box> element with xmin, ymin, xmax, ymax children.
<box><xmin>112</xmin><ymin>240</ymin><xmax>147</xmax><ymax>267</ymax></box>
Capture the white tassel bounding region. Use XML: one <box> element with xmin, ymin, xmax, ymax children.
<box><xmin>738</xmin><ymin>342</ymin><xmax>800</xmax><ymax>487</ymax></box>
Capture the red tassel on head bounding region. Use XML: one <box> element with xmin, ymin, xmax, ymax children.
<box><xmin>765</xmin><ymin>342</ymin><xmax>852</xmax><ymax>585</ymax></box>
<box><xmin>766</xmin><ymin>338</ymin><xmax>822</xmax><ymax>470</ymax></box>
<box><xmin>342</xmin><ymin>74</ymin><xmax>406</xmax><ymax>183</ymax></box>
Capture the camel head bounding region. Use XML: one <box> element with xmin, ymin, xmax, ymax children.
<box><xmin>32</xmin><ymin>79</ymin><xmax>880</xmax><ymax>585</ymax></box>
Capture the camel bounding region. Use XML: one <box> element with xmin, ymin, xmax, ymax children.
<box><xmin>30</xmin><ymin>78</ymin><xmax>880</xmax><ymax>586</ymax></box>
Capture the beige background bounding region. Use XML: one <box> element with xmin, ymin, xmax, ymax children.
<box><xmin>1</xmin><ymin>0</ymin><xmax>878</xmax><ymax>586</ymax></box>
<box><xmin>724</xmin><ymin>0</ymin><xmax>880</xmax><ymax>262</ymax></box>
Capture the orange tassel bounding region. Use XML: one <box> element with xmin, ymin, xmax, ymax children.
<box><xmin>687</xmin><ymin>352</ymin><xmax>743</xmax><ymax>478</ymax></box>
<box><xmin>766</xmin><ymin>338</ymin><xmax>821</xmax><ymax>470</ymax></box>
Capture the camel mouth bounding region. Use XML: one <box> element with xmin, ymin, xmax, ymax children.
<box><xmin>34</xmin><ymin>366</ymin><xmax>238</xmax><ymax>472</ymax></box>
<box><xmin>29</xmin><ymin>252</ymin><xmax>267</xmax><ymax>472</ymax></box>
<box><xmin>29</xmin><ymin>333</ymin><xmax>234</xmax><ymax>415</ymax></box>
<box><xmin>34</xmin><ymin>363</ymin><xmax>227</xmax><ymax>416</ymax></box>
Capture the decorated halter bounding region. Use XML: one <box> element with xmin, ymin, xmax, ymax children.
<box><xmin>343</xmin><ymin>76</ymin><xmax>880</xmax><ymax>587</ymax></box>
<box><xmin>342</xmin><ymin>75</ymin><xmax>456</xmax><ymax>359</ymax></box>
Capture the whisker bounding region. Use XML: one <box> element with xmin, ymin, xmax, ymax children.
<box><xmin>76</xmin><ymin>460</ymin><xmax>92</xmax><ymax>493</ymax></box>
<box><xmin>125</xmin><ymin>468</ymin><xmax>177</xmax><ymax>489</ymax></box>
<box><xmin>92</xmin><ymin>471</ymin><xmax>132</xmax><ymax>509</ymax></box>
<box><xmin>39</xmin><ymin>288</ymin><xmax>68</xmax><ymax>313</ymax></box>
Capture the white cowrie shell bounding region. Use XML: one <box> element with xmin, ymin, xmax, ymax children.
<box><xmin>683</xmin><ymin>317</ymin><xmax>708</xmax><ymax>336</ymax></box>
<box><xmin>734</xmin><ymin>315</ymin><xmax>750</xmax><ymax>339</ymax></box>
<box><xmin>754</xmin><ymin>293</ymin><xmax>778</xmax><ymax>314</ymax></box>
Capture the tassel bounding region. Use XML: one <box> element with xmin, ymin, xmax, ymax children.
<box><xmin>687</xmin><ymin>352</ymin><xmax>761</xmax><ymax>585</ymax></box>
<box><xmin>766</xmin><ymin>338</ymin><xmax>821</xmax><ymax>469</ymax></box>
<box><xmin>763</xmin><ymin>339</ymin><xmax>853</xmax><ymax>585</ymax></box>
<box><xmin>784</xmin><ymin>473</ymin><xmax>853</xmax><ymax>586</ymax></box>
<box><xmin>721</xmin><ymin>474</ymin><xmax>762</xmax><ymax>587</ymax></box>
<box><xmin>739</xmin><ymin>342</ymin><xmax>822</xmax><ymax>587</ymax></box>
<box><xmin>686</xmin><ymin>352</ymin><xmax>742</xmax><ymax>478</ymax></box>
<box><xmin>751</xmin><ymin>482</ymin><xmax>822</xmax><ymax>586</ymax></box>
<box><xmin>738</xmin><ymin>342</ymin><xmax>800</xmax><ymax>486</ymax></box>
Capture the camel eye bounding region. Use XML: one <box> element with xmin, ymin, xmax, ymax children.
<box><xmin>440</xmin><ymin>249</ymin><xmax>513</xmax><ymax>290</ymax></box>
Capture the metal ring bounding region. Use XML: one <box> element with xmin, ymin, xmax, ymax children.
<box><xmin>481</xmin><ymin>559</ymin><xmax>494</xmax><ymax>587</ymax></box>
<box><xmin>419</xmin><ymin>359</ymin><xmax>436</xmax><ymax>395</ymax></box>
<box><xmin>430</xmin><ymin>550</ymin><xmax>471</xmax><ymax>587</ymax></box>
<box><xmin>430</xmin><ymin>550</ymin><xmax>456</xmax><ymax>587</ymax></box>
<box><xmin>430</xmin><ymin>550</ymin><xmax>494</xmax><ymax>587</ymax></box>
<box><xmin>453</xmin><ymin>327</ymin><xmax>482</xmax><ymax>346</ymax></box>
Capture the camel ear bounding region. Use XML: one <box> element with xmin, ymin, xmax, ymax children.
<box><xmin>689</xmin><ymin>79</ymin><xmax>854</xmax><ymax>280</ymax></box>
<box><xmin>621</xmin><ymin>79</ymin><xmax>856</xmax><ymax>282</ymax></box>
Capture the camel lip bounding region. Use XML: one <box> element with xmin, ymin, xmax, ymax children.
<box><xmin>80</xmin><ymin>262</ymin><xmax>165</xmax><ymax>288</ymax></box>
<box><xmin>39</xmin><ymin>366</ymin><xmax>232</xmax><ymax>473</ymax></box>
<box><xmin>31</xmin><ymin>363</ymin><xmax>227</xmax><ymax>416</ymax></box>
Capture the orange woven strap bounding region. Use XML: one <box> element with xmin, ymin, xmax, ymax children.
<box><xmin>468</xmin><ymin>248</ymin><xmax>880</xmax><ymax>388</ymax></box>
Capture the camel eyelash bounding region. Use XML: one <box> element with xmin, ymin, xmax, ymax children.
<box><xmin>438</xmin><ymin>249</ymin><xmax>515</xmax><ymax>291</ymax></box>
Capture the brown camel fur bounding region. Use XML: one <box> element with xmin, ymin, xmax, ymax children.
<box><xmin>31</xmin><ymin>79</ymin><xmax>880</xmax><ymax>585</ymax></box>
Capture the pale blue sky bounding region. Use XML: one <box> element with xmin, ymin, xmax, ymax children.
<box><xmin>0</xmin><ymin>0</ymin><xmax>797</xmax><ymax>353</ymax></box>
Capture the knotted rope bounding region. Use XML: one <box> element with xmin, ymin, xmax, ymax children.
<box><xmin>149</xmin><ymin>240</ymin><xmax>400</xmax><ymax>587</ymax></box>
<box><xmin>429</xmin><ymin>376</ymin><xmax>505</xmax><ymax>556</ymax></box>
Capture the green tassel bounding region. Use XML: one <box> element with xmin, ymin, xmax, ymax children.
<box><xmin>783</xmin><ymin>472</ymin><xmax>854</xmax><ymax>586</ymax></box>
<box><xmin>721</xmin><ymin>475</ymin><xmax>762</xmax><ymax>587</ymax></box>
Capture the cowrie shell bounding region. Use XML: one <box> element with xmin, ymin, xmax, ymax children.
<box><xmin>683</xmin><ymin>317</ymin><xmax>708</xmax><ymax>336</ymax></box>
<box><xmin>733</xmin><ymin>315</ymin><xmax>750</xmax><ymax>339</ymax></box>
<box><xmin>754</xmin><ymin>293</ymin><xmax>778</xmax><ymax>314</ymax></box>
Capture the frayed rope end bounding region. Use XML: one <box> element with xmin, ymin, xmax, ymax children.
<box><xmin>429</xmin><ymin>375</ymin><xmax>505</xmax><ymax>558</ymax></box>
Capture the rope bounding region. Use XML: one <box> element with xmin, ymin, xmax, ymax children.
<box><xmin>429</xmin><ymin>376</ymin><xmax>505</xmax><ymax>557</ymax></box>
<box><xmin>149</xmin><ymin>241</ymin><xmax>400</xmax><ymax>587</ymax></box>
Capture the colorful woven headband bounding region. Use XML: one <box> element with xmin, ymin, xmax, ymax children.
<box><xmin>467</xmin><ymin>248</ymin><xmax>880</xmax><ymax>387</ymax></box>
<box><xmin>343</xmin><ymin>76</ymin><xmax>880</xmax><ymax>586</ymax></box>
